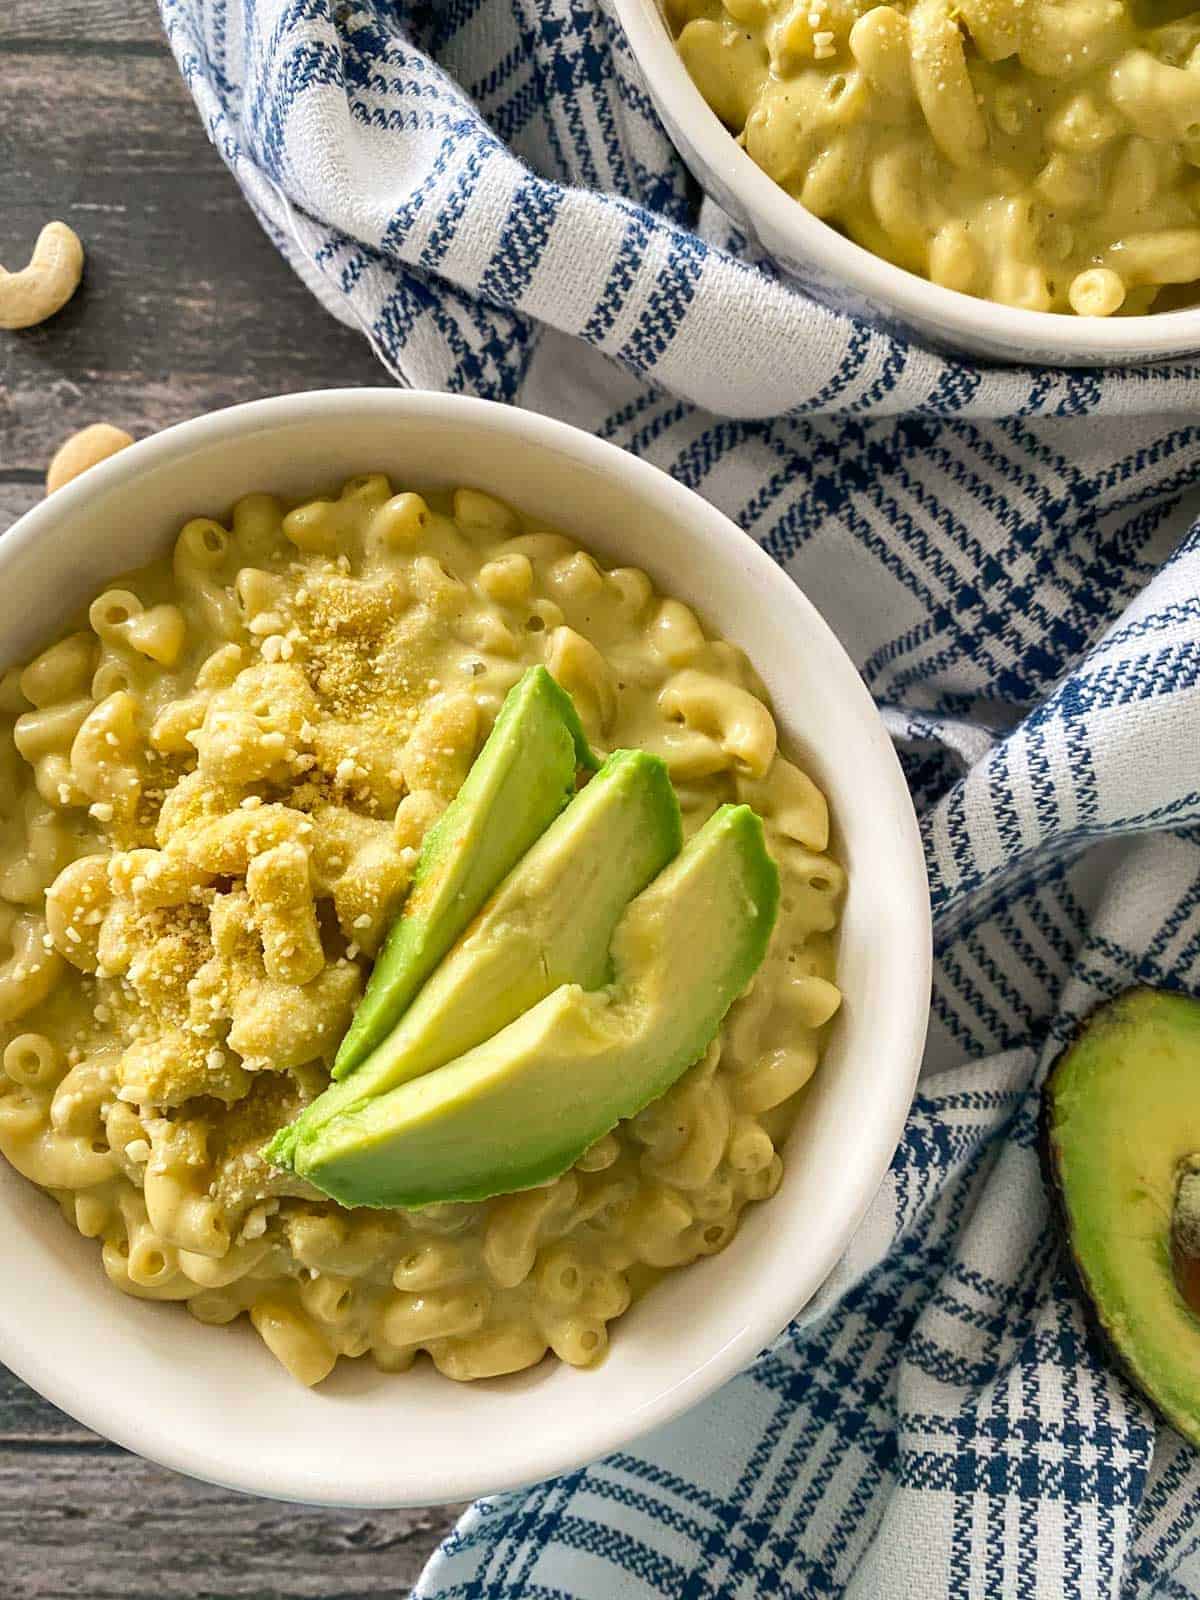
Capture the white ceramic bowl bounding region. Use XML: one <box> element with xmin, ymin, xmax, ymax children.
<box><xmin>612</xmin><ymin>0</ymin><xmax>1200</xmax><ymax>366</ymax></box>
<box><xmin>0</xmin><ymin>390</ymin><xmax>929</xmax><ymax>1507</ymax></box>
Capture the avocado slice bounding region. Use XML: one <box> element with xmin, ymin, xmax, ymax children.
<box><xmin>292</xmin><ymin>804</ymin><xmax>779</xmax><ymax>1210</ymax></box>
<box><xmin>266</xmin><ymin>749</ymin><xmax>682</xmax><ymax>1169</ymax></box>
<box><xmin>1042</xmin><ymin>986</ymin><xmax>1200</xmax><ymax>1447</ymax></box>
<box><xmin>331</xmin><ymin>666</ymin><xmax>596</xmax><ymax>1082</ymax></box>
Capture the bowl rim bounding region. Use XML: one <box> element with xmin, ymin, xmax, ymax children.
<box><xmin>0</xmin><ymin>389</ymin><xmax>931</xmax><ymax>1506</ymax></box>
<box><xmin>611</xmin><ymin>0</ymin><xmax>1200</xmax><ymax>362</ymax></box>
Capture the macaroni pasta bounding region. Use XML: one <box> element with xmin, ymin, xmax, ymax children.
<box><xmin>0</xmin><ymin>477</ymin><xmax>844</xmax><ymax>1385</ymax></box>
<box><xmin>669</xmin><ymin>0</ymin><xmax>1200</xmax><ymax>314</ymax></box>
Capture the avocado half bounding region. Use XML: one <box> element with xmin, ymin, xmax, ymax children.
<box><xmin>1042</xmin><ymin>986</ymin><xmax>1200</xmax><ymax>1447</ymax></box>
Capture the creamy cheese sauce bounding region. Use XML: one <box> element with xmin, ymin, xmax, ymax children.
<box><xmin>670</xmin><ymin>0</ymin><xmax>1200</xmax><ymax>315</ymax></box>
<box><xmin>0</xmin><ymin>477</ymin><xmax>844</xmax><ymax>1384</ymax></box>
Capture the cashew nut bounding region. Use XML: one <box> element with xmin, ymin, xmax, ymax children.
<box><xmin>0</xmin><ymin>222</ymin><xmax>84</xmax><ymax>331</ymax></box>
<box><xmin>46</xmin><ymin>424</ymin><xmax>134</xmax><ymax>495</ymax></box>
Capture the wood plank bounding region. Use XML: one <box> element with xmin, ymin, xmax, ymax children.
<box><xmin>0</xmin><ymin>1363</ymin><xmax>100</xmax><ymax>1444</ymax></box>
<box><xmin>0</xmin><ymin>1450</ymin><xmax>464</xmax><ymax>1597</ymax></box>
<box><xmin>0</xmin><ymin>46</ymin><xmax>383</xmax><ymax>475</ymax></box>
<box><xmin>0</xmin><ymin>479</ymin><xmax>41</xmax><ymax>532</ymax></box>
<box><xmin>2</xmin><ymin>0</ymin><xmax>178</xmax><ymax>45</ymax></box>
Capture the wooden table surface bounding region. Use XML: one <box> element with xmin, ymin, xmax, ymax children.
<box><xmin>0</xmin><ymin>2</ymin><xmax>463</xmax><ymax>1591</ymax></box>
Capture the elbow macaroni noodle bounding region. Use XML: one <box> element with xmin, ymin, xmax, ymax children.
<box><xmin>0</xmin><ymin>476</ymin><xmax>844</xmax><ymax>1385</ymax></box>
<box><xmin>669</xmin><ymin>0</ymin><xmax>1200</xmax><ymax>314</ymax></box>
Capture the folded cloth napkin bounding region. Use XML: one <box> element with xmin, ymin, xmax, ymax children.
<box><xmin>161</xmin><ymin>1</ymin><xmax>1200</xmax><ymax>1592</ymax></box>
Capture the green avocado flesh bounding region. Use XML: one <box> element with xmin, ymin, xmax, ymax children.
<box><xmin>267</xmin><ymin>749</ymin><xmax>682</xmax><ymax>1169</ymax></box>
<box><xmin>330</xmin><ymin>666</ymin><xmax>595</xmax><ymax>1083</ymax></box>
<box><xmin>293</xmin><ymin>804</ymin><xmax>780</xmax><ymax>1210</ymax></box>
<box><xmin>1043</xmin><ymin>986</ymin><xmax>1200</xmax><ymax>1446</ymax></box>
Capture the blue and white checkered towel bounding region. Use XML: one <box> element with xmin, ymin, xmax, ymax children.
<box><xmin>162</xmin><ymin>1</ymin><xmax>1200</xmax><ymax>1592</ymax></box>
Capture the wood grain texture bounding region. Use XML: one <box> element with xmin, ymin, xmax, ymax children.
<box><xmin>0</xmin><ymin>1453</ymin><xmax>466</xmax><ymax>1599</ymax></box>
<box><xmin>0</xmin><ymin>0</ymin><xmax>383</xmax><ymax>494</ymax></box>
<box><xmin>5</xmin><ymin>0</ymin><xmax>160</xmax><ymax>40</ymax></box>
<box><xmin>0</xmin><ymin>4</ymin><xmax>467</xmax><ymax>1590</ymax></box>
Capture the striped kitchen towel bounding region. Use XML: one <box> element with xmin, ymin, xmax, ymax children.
<box><xmin>161</xmin><ymin>1</ymin><xmax>1200</xmax><ymax>1593</ymax></box>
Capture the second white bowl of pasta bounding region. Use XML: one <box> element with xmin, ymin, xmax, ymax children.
<box><xmin>0</xmin><ymin>390</ymin><xmax>928</xmax><ymax>1506</ymax></box>
<box><xmin>614</xmin><ymin>0</ymin><xmax>1200</xmax><ymax>365</ymax></box>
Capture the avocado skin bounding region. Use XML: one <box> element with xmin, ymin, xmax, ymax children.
<box><xmin>330</xmin><ymin>666</ymin><xmax>596</xmax><ymax>1083</ymax></box>
<box><xmin>295</xmin><ymin>804</ymin><xmax>780</xmax><ymax>1210</ymax></box>
<box><xmin>1041</xmin><ymin>985</ymin><xmax>1200</xmax><ymax>1449</ymax></box>
<box><xmin>266</xmin><ymin>748</ymin><xmax>682</xmax><ymax>1168</ymax></box>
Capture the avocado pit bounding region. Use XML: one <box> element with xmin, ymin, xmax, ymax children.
<box><xmin>1173</xmin><ymin>1164</ymin><xmax>1200</xmax><ymax>1317</ymax></box>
